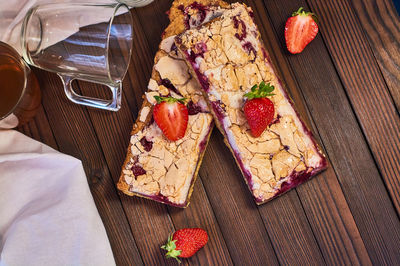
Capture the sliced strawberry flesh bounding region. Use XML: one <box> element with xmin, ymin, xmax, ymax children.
<box><xmin>154</xmin><ymin>101</ymin><xmax>188</xmax><ymax>141</ymax></box>
<box><xmin>285</xmin><ymin>9</ymin><xmax>319</xmax><ymax>54</ymax></box>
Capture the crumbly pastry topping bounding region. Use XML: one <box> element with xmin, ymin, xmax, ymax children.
<box><xmin>176</xmin><ymin>3</ymin><xmax>327</xmax><ymax>203</ymax></box>
<box><xmin>124</xmin><ymin>114</ymin><xmax>212</xmax><ymax>204</ymax></box>
<box><xmin>118</xmin><ymin>0</ymin><xmax>227</xmax><ymax>207</ymax></box>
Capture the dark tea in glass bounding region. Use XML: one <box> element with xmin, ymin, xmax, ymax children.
<box><xmin>0</xmin><ymin>41</ymin><xmax>41</xmax><ymax>128</ymax></box>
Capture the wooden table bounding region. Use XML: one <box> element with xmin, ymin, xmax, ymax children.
<box><xmin>17</xmin><ymin>0</ymin><xmax>400</xmax><ymax>264</ymax></box>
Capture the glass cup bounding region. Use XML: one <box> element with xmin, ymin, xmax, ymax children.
<box><xmin>0</xmin><ymin>41</ymin><xmax>41</xmax><ymax>129</ymax></box>
<box><xmin>21</xmin><ymin>3</ymin><xmax>133</xmax><ymax>111</ymax></box>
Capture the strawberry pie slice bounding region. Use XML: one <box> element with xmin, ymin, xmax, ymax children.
<box><xmin>176</xmin><ymin>3</ymin><xmax>327</xmax><ymax>204</ymax></box>
<box><xmin>117</xmin><ymin>0</ymin><xmax>229</xmax><ymax>207</ymax></box>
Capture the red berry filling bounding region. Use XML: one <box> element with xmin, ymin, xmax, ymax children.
<box><xmin>180</xmin><ymin>44</ymin><xmax>210</xmax><ymax>91</ymax></box>
<box><xmin>180</xmin><ymin>1</ymin><xmax>209</xmax><ymax>29</ymax></box>
<box><xmin>161</xmin><ymin>78</ymin><xmax>182</xmax><ymax>96</ymax></box>
<box><xmin>188</xmin><ymin>42</ymin><xmax>207</xmax><ymax>62</ymax></box>
<box><xmin>187</xmin><ymin>100</ymin><xmax>202</xmax><ymax>115</ymax></box>
<box><xmin>210</xmin><ymin>101</ymin><xmax>226</xmax><ymax>121</ymax></box>
<box><xmin>243</xmin><ymin>42</ymin><xmax>257</xmax><ymax>60</ymax></box>
<box><xmin>170</xmin><ymin>42</ymin><xmax>178</xmax><ymax>56</ymax></box>
<box><xmin>140</xmin><ymin>136</ymin><xmax>153</xmax><ymax>152</ymax></box>
<box><xmin>233</xmin><ymin>16</ymin><xmax>247</xmax><ymax>40</ymax></box>
<box><xmin>131</xmin><ymin>165</ymin><xmax>146</xmax><ymax>176</ymax></box>
<box><xmin>283</xmin><ymin>145</ymin><xmax>290</xmax><ymax>151</ymax></box>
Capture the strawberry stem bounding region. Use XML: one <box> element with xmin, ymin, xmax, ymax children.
<box><xmin>161</xmin><ymin>235</ymin><xmax>182</xmax><ymax>263</ymax></box>
<box><xmin>292</xmin><ymin>7</ymin><xmax>304</xmax><ymax>16</ymax></box>
<box><xmin>244</xmin><ymin>81</ymin><xmax>275</xmax><ymax>100</ymax></box>
<box><xmin>154</xmin><ymin>96</ymin><xmax>186</xmax><ymax>104</ymax></box>
<box><xmin>292</xmin><ymin>6</ymin><xmax>318</xmax><ymax>23</ymax></box>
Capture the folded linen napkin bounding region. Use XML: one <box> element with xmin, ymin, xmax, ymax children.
<box><xmin>0</xmin><ymin>130</ymin><xmax>115</xmax><ymax>265</ymax></box>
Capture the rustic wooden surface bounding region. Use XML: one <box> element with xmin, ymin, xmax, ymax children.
<box><xmin>17</xmin><ymin>0</ymin><xmax>400</xmax><ymax>265</ymax></box>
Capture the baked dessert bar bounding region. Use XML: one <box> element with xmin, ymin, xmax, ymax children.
<box><xmin>117</xmin><ymin>0</ymin><xmax>228</xmax><ymax>207</ymax></box>
<box><xmin>176</xmin><ymin>3</ymin><xmax>327</xmax><ymax>204</ymax></box>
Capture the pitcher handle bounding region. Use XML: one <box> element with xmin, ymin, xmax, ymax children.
<box><xmin>59</xmin><ymin>75</ymin><xmax>122</xmax><ymax>111</ymax></box>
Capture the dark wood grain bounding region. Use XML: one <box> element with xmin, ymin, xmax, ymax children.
<box><xmin>351</xmin><ymin>0</ymin><xmax>400</xmax><ymax>112</ymax></box>
<box><xmin>307</xmin><ymin>0</ymin><xmax>400</xmax><ymax>216</ymax></box>
<box><xmin>200</xmin><ymin>133</ymin><xmax>280</xmax><ymax>265</ymax></box>
<box><xmin>263</xmin><ymin>0</ymin><xmax>400</xmax><ymax>264</ymax></box>
<box><xmin>122</xmin><ymin>9</ymin><xmax>155</xmax><ymax>116</ymax></box>
<box><xmin>17</xmin><ymin>105</ymin><xmax>58</xmax><ymax>150</ymax></box>
<box><xmin>13</xmin><ymin>0</ymin><xmax>400</xmax><ymax>265</ymax></box>
<box><xmin>31</xmin><ymin>69</ymin><xmax>143</xmax><ymax>266</ymax></box>
<box><xmin>167</xmin><ymin>181</ymin><xmax>233</xmax><ymax>265</ymax></box>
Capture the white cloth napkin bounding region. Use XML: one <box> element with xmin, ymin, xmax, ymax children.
<box><xmin>0</xmin><ymin>130</ymin><xmax>115</xmax><ymax>265</ymax></box>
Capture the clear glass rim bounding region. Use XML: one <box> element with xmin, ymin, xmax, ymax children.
<box><xmin>0</xmin><ymin>41</ymin><xmax>29</xmax><ymax>121</ymax></box>
<box><xmin>105</xmin><ymin>3</ymin><xmax>133</xmax><ymax>85</ymax></box>
<box><xmin>21</xmin><ymin>5</ymin><xmax>41</xmax><ymax>65</ymax></box>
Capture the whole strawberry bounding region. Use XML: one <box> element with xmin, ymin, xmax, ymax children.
<box><xmin>153</xmin><ymin>96</ymin><xmax>188</xmax><ymax>141</ymax></box>
<box><xmin>243</xmin><ymin>81</ymin><xmax>275</xmax><ymax>137</ymax></box>
<box><xmin>285</xmin><ymin>7</ymin><xmax>319</xmax><ymax>54</ymax></box>
<box><xmin>161</xmin><ymin>228</ymin><xmax>208</xmax><ymax>262</ymax></box>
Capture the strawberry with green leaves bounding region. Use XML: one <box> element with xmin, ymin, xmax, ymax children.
<box><xmin>243</xmin><ymin>81</ymin><xmax>275</xmax><ymax>137</ymax></box>
<box><xmin>153</xmin><ymin>96</ymin><xmax>188</xmax><ymax>141</ymax></box>
<box><xmin>161</xmin><ymin>228</ymin><xmax>208</xmax><ymax>263</ymax></box>
<box><xmin>285</xmin><ymin>7</ymin><xmax>319</xmax><ymax>54</ymax></box>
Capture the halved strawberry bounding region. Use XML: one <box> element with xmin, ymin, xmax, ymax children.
<box><xmin>243</xmin><ymin>82</ymin><xmax>275</xmax><ymax>137</ymax></box>
<box><xmin>285</xmin><ymin>7</ymin><xmax>319</xmax><ymax>54</ymax></box>
<box><xmin>153</xmin><ymin>96</ymin><xmax>188</xmax><ymax>141</ymax></box>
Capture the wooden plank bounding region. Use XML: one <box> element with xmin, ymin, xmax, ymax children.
<box><xmin>73</xmin><ymin>7</ymin><xmax>233</xmax><ymax>265</ymax></box>
<box><xmin>257</xmin><ymin>192</ymin><xmax>326</xmax><ymax>265</ymax></box>
<box><xmin>17</xmin><ymin>105</ymin><xmax>58</xmax><ymax>150</ymax></box>
<box><xmin>307</xmin><ymin>0</ymin><xmax>400</xmax><ymax>215</ymax></box>
<box><xmin>122</xmin><ymin>9</ymin><xmax>155</xmax><ymax>116</ymax></box>
<box><xmin>200</xmin><ymin>133</ymin><xmax>280</xmax><ymax>265</ymax></box>
<box><xmin>263</xmin><ymin>0</ymin><xmax>400</xmax><ymax>264</ymax></box>
<box><xmin>241</xmin><ymin>1</ymin><xmax>371</xmax><ymax>264</ymax></box>
<box><xmin>135</xmin><ymin>1</ymin><xmax>170</xmax><ymax>55</ymax></box>
<box><xmin>31</xmin><ymin>69</ymin><xmax>143</xmax><ymax>266</ymax></box>
<box><xmin>167</xmin><ymin>181</ymin><xmax>233</xmax><ymax>265</ymax></box>
<box><xmin>351</xmin><ymin>0</ymin><xmax>400</xmax><ymax>112</ymax></box>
